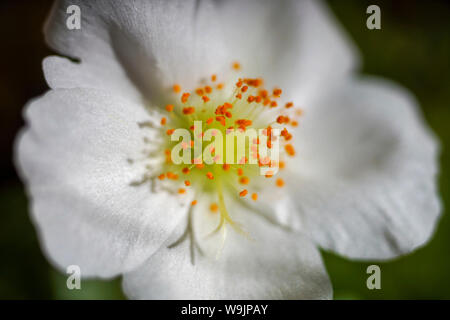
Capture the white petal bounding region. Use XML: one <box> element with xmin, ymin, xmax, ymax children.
<box><xmin>215</xmin><ymin>0</ymin><xmax>360</xmax><ymax>103</ymax></box>
<box><xmin>44</xmin><ymin>0</ymin><xmax>230</xmax><ymax>102</ymax></box>
<box><xmin>122</xmin><ymin>199</ymin><xmax>331</xmax><ymax>299</ymax></box>
<box><xmin>289</xmin><ymin>76</ymin><xmax>441</xmax><ymax>260</ymax></box>
<box><xmin>43</xmin><ymin>55</ymin><xmax>143</xmax><ymax>104</ymax></box>
<box><xmin>15</xmin><ymin>88</ymin><xmax>191</xmax><ymax>277</ymax></box>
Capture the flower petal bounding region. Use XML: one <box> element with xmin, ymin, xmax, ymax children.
<box><xmin>215</xmin><ymin>0</ymin><xmax>360</xmax><ymax>103</ymax></box>
<box><xmin>122</xmin><ymin>199</ymin><xmax>332</xmax><ymax>299</ymax></box>
<box><xmin>289</xmin><ymin>76</ymin><xmax>441</xmax><ymax>260</ymax></box>
<box><xmin>15</xmin><ymin>88</ymin><xmax>191</xmax><ymax>277</ymax></box>
<box><xmin>44</xmin><ymin>0</ymin><xmax>230</xmax><ymax>102</ymax></box>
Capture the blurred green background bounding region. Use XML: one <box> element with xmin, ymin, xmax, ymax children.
<box><xmin>0</xmin><ymin>0</ymin><xmax>449</xmax><ymax>299</ymax></box>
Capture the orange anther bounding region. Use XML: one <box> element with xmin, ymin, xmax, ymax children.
<box><xmin>184</xmin><ymin>180</ymin><xmax>191</xmax><ymax>186</ymax></box>
<box><xmin>178</xmin><ymin>188</ymin><xmax>186</xmax><ymax>194</ymax></box>
<box><xmin>206</xmin><ymin>172</ymin><xmax>214</xmax><ymax>180</ymax></box>
<box><xmin>251</xmin><ymin>193</ymin><xmax>258</xmax><ymax>201</ymax></box>
<box><xmin>239</xmin><ymin>189</ymin><xmax>248</xmax><ymax>197</ymax></box>
<box><xmin>173</xmin><ymin>84</ymin><xmax>181</xmax><ymax>93</ymax></box>
<box><xmin>276</xmin><ymin>115</ymin><xmax>289</xmax><ymax>124</ymax></box>
<box><xmin>276</xmin><ymin>178</ymin><xmax>285</xmax><ymax>187</ymax></box>
<box><xmin>210</xmin><ymin>203</ymin><xmax>219</xmax><ymax>212</ymax></box>
<box><xmin>270</xmin><ymin>101</ymin><xmax>278</xmax><ymax>108</ymax></box>
<box><xmin>166</xmin><ymin>128</ymin><xmax>175</xmax><ymax>135</ymax></box>
<box><xmin>217</xmin><ymin>83</ymin><xmax>224</xmax><ymax>90</ymax></box>
<box><xmin>205</xmin><ymin>86</ymin><xmax>212</xmax><ymax>94</ymax></box>
<box><xmin>211</xmin><ymin>74</ymin><xmax>217</xmax><ymax>82</ymax></box>
<box><xmin>165</xmin><ymin>104</ymin><xmax>174</xmax><ymax>112</ymax></box>
<box><xmin>160</xmin><ymin>117</ymin><xmax>167</xmax><ymax>125</ymax></box>
<box><xmin>223</xmin><ymin>163</ymin><xmax>231</xmax><ymax>171</ymax></box>
<box><xmin>241</xmin><ymin>85</ymin><xmax>248</xmax><ymax>92</ymax></box>
<box><xmin>195</xmin><ymin>88</ymin><xmax>204</xmax><ymax>96</ymax></box>
<box><xmin>245</xmin><ymin>78</ymin><xmax>263</xmax><ymax>87</ymax></box>
<box><xmin>182</xmin><ymin>167</ymin><xmax>190</xmax><ymax>174</ymax></box>
<box><xmin>285</xmin><ymin>144</ymin><xmax>295</xmax><ymax>156</ymax></box>
<box><xmin>181</xmin><ymin>92</ymin><xmax>190</xmax><ymax>103</ymax></box>
<box><xmin>215</xmin><ymin>105</ymin><xmax>224</xmax><ymax>115</ymax></box>
<box><xmin>216</xmin><ymin>116</ymin><xmax>226</xmax><ymax>126</ymax></box>
<box><xmin>239</xmin><ymin>176</ymin><xmax>249</xmax><ymax>185</ymax></box>
<box><xmin>232</xmin><ymin>61</ymin><xmax>241</xmax><ymax>70</ymax></box>
<box><xmin>247</xmin><ymin>95</ymin><xmax>255</xmax><ymax>103</ymax></box>
<box><xmin>202</xmin><ymin>95</ymin><xmax>210</xmax><ymax>103</ymax></box>
<box><xmin>206</xmin><ymin>117</ymin><xmax>214</xmax><ymax>125</ymax></box>
<box><xmin>235</xmin><ymin>119</ymin><xmax>252</xmax><ymax>127</ymax></box>
<box><xmin>237</xmin><ymin>168</ymin><xmax>244</xmax><ymax>176</ymax></box>
<box><xmin>259</xmin><ymin>89</ymin><xmax>268</xmax><ymax>98</ymax></box>
<box><xmin>191</xmin><ymin>200</ymin><xmax>198</xmax><ymax>206</ymax></box>
<box><xmin>167</xmin><ymin>172</ymin><xmax>178</xmax><ymax>180</ymax></box>
<box><xmin>182</xmin><ymin>106</ymin><xmax>195</xmax><ymax>115</ymax></box>
<box><xmin>265</xmin><ymin>171</ymin><xmax>274</xmax><ymax>178</ymax></box>
<box><xmin>291</xmin><ymin>120</ymin><xmax>298</xmax><ymax>127</ymax></box>
<box><xmin>273</xmin><ymin>88</ymin><xmax>282</xmax><ymax>97</ymax></box>
<box><xmin>158</xmin><ymin>173</ymin><xmax>166</xmax><ymax>180</ymax></box>
<box><xmin>285</xmin><ymin>102</ymin><xmax>294</xmax><ymax>108</ymax></box>
<box><xmin>279</xmin><ymin>161</ymin><xmax>285</xmax><ymax>169</ymax></box>
<box><xmin>281</xmin><ymin>128</ymin><xmax>292</xmax><ymax>141</ymax></box>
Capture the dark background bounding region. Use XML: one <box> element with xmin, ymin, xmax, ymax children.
<box><xmin>1</xmin><ymin>0</ymin><xmax>449</xmax><ymax>299</ymax></box>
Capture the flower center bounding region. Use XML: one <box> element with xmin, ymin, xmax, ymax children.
<box><xmin>136</xmin><ymin>62</ymin><xmax>301</xmax><ymax>240</ymax></box>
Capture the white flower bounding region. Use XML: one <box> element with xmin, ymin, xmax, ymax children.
<box><xmin>15</xmin><ymin>0</ymin><xmax>441</xmax><ymax>299</ymax></box>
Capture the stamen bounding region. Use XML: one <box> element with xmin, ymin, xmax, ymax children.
<box><xmin>239</xmin><ymin>176</ymin><xmax>249</xmax><ymax>185</ymax></box>
<box><xmin>285</xmin><ymin>144</ymin><xmax>295</xmax><ymax>156</ymax></box>
<box><xmin>285</xmin><ymin>102</ymin><xmax>293</xmax><ymax>108</ymax></box>
<box><xmin>182</xmin><ymin>107</ymin><xmax>195</xmax><ymax>115</ymax></box>
<box><xmin>181</xmin><ymin>93</ymin><xmax>190</xmax><ymax>103</ymax></box>
<box><xmin>182</xmin><ymin>167</ymin><xmax>190</xmax><ymax>174</ymax></box>
<box><xmin>166</xmin><ymin>128</ymin><xmax>175</xmax><ymax>136</ymax></box>
<box><xmin>276</xmin><ymin>178</ymin><xmax>285</xmax><ymax>187</ymax></box>
<box><xmin>173</xmin><ymin>84</ymin><xmax>181</xmax><ymax>93</ymax></box>
<box><xmin>146</xmin><ymin>61</ymin><xmax>299</xmax><ymax>250</ymax></box>
<box><xmin>210</xmin><ymin>203</ymin><xmax>219</xmax><ymax>213</ymax></box>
